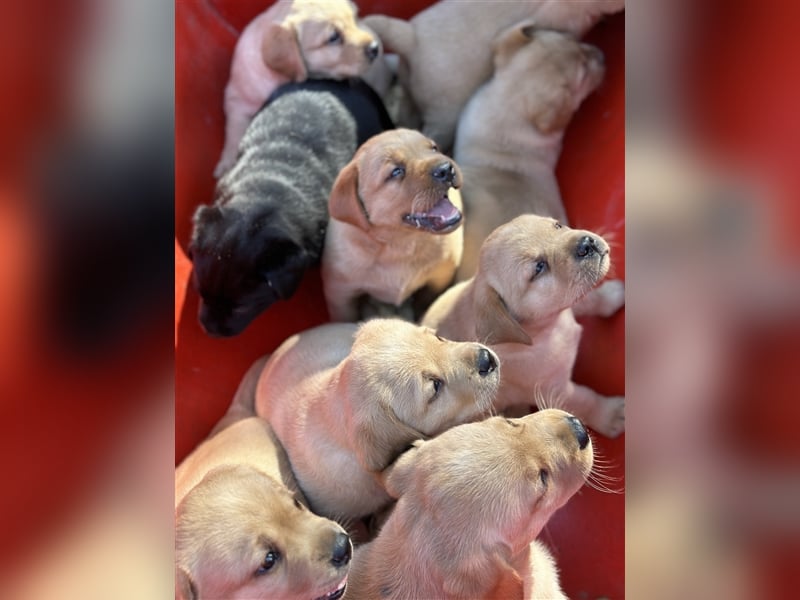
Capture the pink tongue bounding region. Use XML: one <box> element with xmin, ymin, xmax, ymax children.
<box><xmin>426</xmin><ymin>196</ymin><xmax>460</xmax><ymax>221</ymax></box>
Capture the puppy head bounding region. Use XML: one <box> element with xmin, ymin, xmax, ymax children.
<box><xmin>474</xmin><ymin>214</ymin><xmax>611</xmax><ymax>344</ymax></box>
<box><xmin>339</xmin><ymin>318</ymin><xmax>499</xmax><ymax>471</ymax></box>
<box><xmin>329</xmin><ymin>128</ymin><xmax>463</xmax><ymax>234</ymax></box>
<box><xmin>384</xmin><ymin>410</ymin><xmax>593</xmax><ymax>596</ymax></box>
<box><xmin>491</xmin><ymin>23</ymin><xmax>605</xmax><ymax>134</ymax></box>
<box><xmin>176</xmin><ymin>465</ymin><xmax>351</xmax><ymax>600</ymax></box>
<box><xmin>189</xmin><ymin>203</ymin><xmax>312</xmax><ymax>337</ymax></box>
<box><xmin>263</xmin><ymin>0</ymin><xmax>381</xmax><ymax>81</ymax></box>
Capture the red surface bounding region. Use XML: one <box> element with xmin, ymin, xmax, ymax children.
<box><xmin>175</xmin><ymin>3</ymin><xmax>625</xmax><ymax>598</ymax></box>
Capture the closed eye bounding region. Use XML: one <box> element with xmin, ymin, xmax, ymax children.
<box><xmin>328</xmin><ymin>29</ymin><xmax>342</xmax><ymax>45</ymax></box>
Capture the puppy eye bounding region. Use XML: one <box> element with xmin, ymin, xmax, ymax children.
<box><xmin>255</xmin><ymin>550</ymin><xmax>280</xmax><ymax>575</ymax></box>
<box><xmin>539</xmin><ymin>469</ymin><xmax>549</xmax><ymax>486</ymax></box>
<box><xmin>531</xmin><ymin>260</ymin><xmax>548</xmax><ymax>280</ymax></box>
<box><xmin>388</xmin><ymin>166</ymin><xmax>405</xmax><ymax>180</ymax></box>
<box><xmin>427</xmin><ymin>376</ymin><xmax>443</xmax><ymax>402</ymax></box>
<box><xmin>293</xmin><ymin>498</ymin><xmax>304</xmax><ymax>510</ymax></box>
<box><xmin>553</xmin><ymin>221</ymin><xmax>563</xmax><ymax>229</ymax></box>
<box><xmin>430</xmin><ymin>142</ymin><xmax>439</xmax><ymax>152</ymax></box>
<box><xmin>328</xmin><ymin>29</ymin><xmax>342</xmax><ymax>45</ymax></box>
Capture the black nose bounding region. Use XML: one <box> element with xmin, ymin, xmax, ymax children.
<box><xmin>575</xmin><ymin>235</ymin><xmax>601</xmax><ymax>259</ymax></box>
<box><xmin>365</xmin><ymin>40</ymin><xmax>380</xmax><ymax>61</ymax></box>
<box><xmin>566</xmin><ymin>416</ymin><xmax>589</xmax><ymax>450</ymax></box>
<box><xmin>431</xmin><ymin>162</ymin><xmax>455</xmax><ymax>185</ymax></box>
<box><xmin>477</xmin><ymin>348</ymin><xmax>497</xmax><ymax>377</ymax></box>
<box><xmin>330</xmin><ymin>532</ymin><xmax>352</xmax><ymax>568</ymax></box>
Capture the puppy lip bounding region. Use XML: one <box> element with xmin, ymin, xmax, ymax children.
<box><xmin>402</xmin><ymin>195</ymin><xmax>463</xmax><ymax>233</ymax></box>
<box><xmin>313</xmin><ymin>576</ymin><xmax>348</xmax><ymax>600</ymax></box>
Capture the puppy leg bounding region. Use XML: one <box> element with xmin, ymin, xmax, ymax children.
<box><xmin>573</xmin><ymin>279</ymin><xmax>625</xmax><ymax>318</ymax></box>
<box><xmin>523</xmin><ymin>541</ymin><xmax>567</xmax><ymax>600</ymax></box>
<box><xmin>555</xmin><ymin>382</ymin><xmax>625</xmax><ymax>438</ymax></box>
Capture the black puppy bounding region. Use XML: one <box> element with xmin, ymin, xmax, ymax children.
<box><xmin>190</xmin><ymin>79</ymin><xmax>393</xmax><ymax>337</ymax></box>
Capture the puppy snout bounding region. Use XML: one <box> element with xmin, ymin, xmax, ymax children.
<box><xmin>431</xmin><ymin>161</ymin><xmax>456</xmax><ymax>185</ymax></box>
<box><xmin>476</xmin><ymin>347</ymin><xmax>498</xmax><ymax>377</ymax></box>
<box><xmin>330</xmin><ymin>532</ymin><xmax>352</xmax><ymax>568</ymax></box>
<box><xmin>365</xmin><ymin>40</ymin><xmax>380</xmax><ymax>62</ymax></box>
<box><xmin>575</xmin><ymin>235</ymin><xmax>603</xmax><ymax>259</ymax></box>
<box><xmin>566</xmin><ymin>415</ymin><xmax>589</xmax><ymax>450</ymax></box>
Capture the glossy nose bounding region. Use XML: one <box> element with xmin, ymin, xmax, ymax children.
<box><xmin>365</xmin><ymin>40</ymin><xmax>380</xmax><ymax>61</ymax></box>
<box><xmin>566</xmin><ymin>416</ymin><xmax>589</xmax><ymax>450</ymax></box>
<box><xmin>431</xmin><ymin>161</ymin><xmax>456</xmax><ymax>185</ymax></box>
<box><xmin>330</xmin><ymin>532</ymin><xmax>352</xmax><ymax>568</ymax></box>
<box><xmin>575</xmin><ymin>235</ymin><xmax>602</xmax><ymax>259</ymax></box>
<box><xmin>477</xmin><ymin>347</ymin><xmax>498</xmax><ymax>377</ymax></box>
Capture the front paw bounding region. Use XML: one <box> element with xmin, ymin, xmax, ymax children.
<box><xmin>589</xmin><ymin>395</ymin><xmax>625</xmax><ymax>438</ymax></box>
<box><xmin>594</xmin><ymin>279</ymin><xmax>626</xmax><ymax>317</ymax></box>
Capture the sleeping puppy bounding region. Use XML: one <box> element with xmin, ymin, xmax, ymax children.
<box><xmin>239</xmin><ymin>318</ymin><xmax>499</xmax><ymax>521</ymax></box>
<box><xmin>346</xmin><ymin>409</ymin><xmax>593</xmax><ymax>599</ymax></box>
<box><xmin>215</xmin><ymin>0</ymin><xmax>381</xmax><ymax>177</ymax></box>
<box><xmin>364</xmin><ymin>0</ymin><xmax>623</xmax><ymax>149</ymax></box>
<box><xmin>322</xmin><ymin>129</ymin><xmax>464</xmax><ymax>322</ymax></box>
<box><xmin>190</xmin><ymin>79</ymin><xmax>393</xmax><ymax>337</ymax></box>
<box><xmin>422</xmin><ymin>214</ymin><xmax>626</xmax><ymax>437</ymax></box>
<box><xmin>175</xmin><ymin>416</ymin><xmax>352</xmax><ymax>600</ymax></box>
<box><xmin>454</xmin><ymin>23</ymin><xmax>606</xmax><ymax>281</ymax></box>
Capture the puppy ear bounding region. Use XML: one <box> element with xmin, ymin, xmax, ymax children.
<box><xmin>382</xmin><ymin>440</ymin><xmax>424</xmax><ymax>498</ymax></box>
<box><xmin>261</xmin><ymin>22</ymin><xmax>307</xmax><ymax>80</ymax></box>
<box><xmin>176</xmin><ymin>566</ymin><xmax>197</xmax><ymax>600</ymax></box>
<box><xmin>442</xmin><ymin>551</ymin><xmax>515</xmax><ymax>599</ymax></box>
<box><xmin>530</xmin><ymin>87</ymin><xmax>573</xmax><ymax>134</ymax></box>
<box><xmin>474</xmin><ymin>281</ymin><xmax>532</xmax><ymax>345</ymax></box>
<box><xmin>492</xmin><ymin>19</ymin><xmax>537</xmax><ymax>70</ymax></box>
<box><xmin>353</xmin><ymin>402</ymin><xmax>422</xmax><ymax>472</ymax></box>
<box><xmin>328</xmin><ymin>161</ymin><xmax>370</xmax><ymax>230</ymax></box>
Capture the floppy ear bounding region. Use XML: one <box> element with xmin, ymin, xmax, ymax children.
<box><xmin>492</xmin><ymin>19</ymin><xmax>536</xmax><ymax>70</ymax></box>
<box><xmin>442</xmin><ymin>551</ymin><xmax>516</xmax><ymax>599</ymax></box>
<box><xmin>474</xmin><ymin>281</ymin><xmax>532</xmax><ymax>345</ymax></box>
<box><xmin>261</xmin><ymin>22</ymin><xmax>307</xmax><ymax>80</ymax></box>
<box><xmin>353</xmin><ymin>400</ymin><xmax>422</xmax><ymax>472</ymax></box>
<box><xmin>328</xmin><ymin>161</ymin><xmax>370</xmax><ymax>230</ymax></box>
<box><xmin>176</xmin><ymin>566</ymin><xmax>197</xmax><ymax>600</ymax></box>
<box><xmin>382</xmin><ymin>440</ymin><xmax>424</xmax><ymax>498</ymax></box>
<box><xmin>530</xmin><ymin>86</ymin><xmax>574</xmax><ymax>134</ymax></box>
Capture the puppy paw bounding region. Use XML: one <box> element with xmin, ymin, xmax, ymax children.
<box><xmin>589</xmin><ymin>395</ymin><xmax>625</xmax><ymax>438</ymax></box>
<box><xmin>574</xmin><ymin>279</ymin><xmax>625</xmax><ymax>317</ymax></box>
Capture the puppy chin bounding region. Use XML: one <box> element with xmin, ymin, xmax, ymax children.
<box><xmin>198</xmin><ymin>301</ymin><xmax>266</xmax><ymax>338</ymax></box>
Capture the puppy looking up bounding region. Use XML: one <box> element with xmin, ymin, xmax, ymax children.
<box><xmin>422</xmin><ymin>214</ymin><xmax>625</xmax><ymax>437</ymax></box>
<box><xmin>454</xmin><ymin>23</ymin><xmax>606</xmax><ymax>280</ymax></box>
<box><xmin>364</xmin><ymin>0</ymin><xmax>623</xmax><ymax>149</ymax></box>
<box><xmin>322</xmin><ymin>128</ymin><xmax>464</xmax><ymax>322</ymax></box>
<box><xmin>190</xmin><ymin>79</ymin><xmax>393</xmax><ymax>337</ymax></box>
<box><xmin>175</xmin><ymin>417</ymin><xmax>352</xmax><ymax>600</ymax></box>
<box><xmin>215</xmin><ymin>0</ymin><xmax>380</xmax><ymax>176</ymax></box>
<box><xmin>237</xmin><ymin>318</ymin><xmax>499</xmax><ymax>522</ymax></box>
<box><xmin>346</xmin><ymin>409</ymin><xmax>594</xmax><ymax>600</ymax></box>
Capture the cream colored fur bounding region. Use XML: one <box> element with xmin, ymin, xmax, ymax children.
<box><xmin>422</xmin><ymin>214</ymin><xmax>626</xmax><ymax>437</ymax></box>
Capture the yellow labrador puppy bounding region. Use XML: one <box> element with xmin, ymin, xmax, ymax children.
<box><xmin>175</xmin><ymin>416</ymin><xmax>351</xmax><ymax>600</ymax></box>
<box><xmin>454</xmin><ymin>23</ymin><xmax>606</xmax><ymax>280</ymax></box>
<box><xmin>243</xmin><ymin>319</ymin><xmax>499</xmax><ymax>521</ymax></box>
<box><xmin>322</xmin><ymin>129</ymin><xmax>464</xmax><ymax>322</ymax></box>
<box><xmin>346</xmin><ymin>409</ymin><xmax>594</xmax><ymax>599</ymax></box>
<box><xmin>422</xmin><ymin>214</ymin><xmax>625</xmax><ymax>437</ymax></box>
<box><xmin>364</xmin><ymin>0</ymin><xmax>623</xmax><ymax>150</ymax></box>
<box><xmin>215</xmin><ymin>0</ymin><xmax>381</xmax><ymax>177</ymax></box>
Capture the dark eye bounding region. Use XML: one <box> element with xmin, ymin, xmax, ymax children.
<box><xmin>539</xmin><ymin>469</ymin><xmax>549</xmax><ymax>486</ymax></box>
<box><xmin>328</xmin><ymin>29</ymin><xmax>342</xmax><ymax>44</ymax></box>
<box><xmin>428</xmin><ymin>376</ymin><xmax>443</xmax><ymax>402</ymax></box>
<box><xmin>430</xmin><ymin>142</ymin><xmax>439</xmax><ymax>152</ymax></box>
<box><xmin>553</xmin><ymin>221</ymin><xmax>563</xmax><ymax>229</ymax></box>
<box><xmin>531</xmin><ymin>260</ymin><xmax>548</xmax><ymax>280</ymax></box>
<box><xmin>293</xmin><ymin>498</ymin><xmax>304</xmax><ymax>510</ymax></box>
<box><xmin>389</xmin><ymin>166</ymin><xmax>405</xmax><ymax>180</ymax></box>
<box><xmin>256</xmin><ymin>550</ymin><xmax>280</xmax><ymax>575</ymax></box>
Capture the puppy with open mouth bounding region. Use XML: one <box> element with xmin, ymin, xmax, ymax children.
<box><xmin>346</xmin><ymin>409</ymin><xmax>594</xmax><ymax>600</ymax></box>
<box><xmin>422</xmin><ymin>214</ymin><xmax>625</xmax><ymax>437</ymax></box>
<box><xmin>232</xmin><ymin>318</ymin><xmax>500</xmax><ymax>522</ymax></box>
<box><xmin>322</xmin><ymin>128</ymin><xmax>464</xmax><ymax>322</ymax></box>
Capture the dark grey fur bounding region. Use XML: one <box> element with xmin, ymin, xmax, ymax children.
<box><xmin>190</xmin><ymin>91</ymin><xmax>358</xmax><ymax>337</ymax></box>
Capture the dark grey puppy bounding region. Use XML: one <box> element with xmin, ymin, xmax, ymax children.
<box><xmin>190</xmin><ymin>79</ymin><xmax>393</xmax><ymax>336</ymax></box>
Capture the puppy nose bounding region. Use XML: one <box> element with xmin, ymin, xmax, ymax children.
<box><xmin>431</xmin><ymin>162</ymin><xmax>456</xmax><ymax>185</ymax></box>
<box><xmin>365</xmin><ymin>40</ymin><xmax>380</xmax><ymax>62</ymax></box>
<box><xmin>330</xmin><ymin>532</ymin><xmax>352</xmax><ymax>568</ymax></box>
<box><xmin>566</xmin><ymin>416</ymin><xmax>589</xmax><ymax>450</ymax></box>
<box><xmin>575</xmin><ymin>235</ymin><xmax>601</xmax><ymax>258</ymax></box>
<box><xmin>476</xmin><ymin>348</ymin><xmax>498</xmax><ymax>377</ymax></box>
